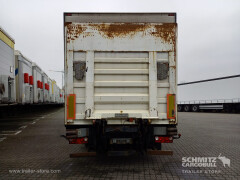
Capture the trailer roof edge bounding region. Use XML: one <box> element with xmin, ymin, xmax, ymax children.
<box><xmin>178</xmin><ymin>74</ymin><xmax>240</xmax><ymax>86</ymax></box>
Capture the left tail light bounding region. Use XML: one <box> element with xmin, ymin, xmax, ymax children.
<box><xmin>69</xmin><ymin>137</ymin><xmax>88</xmax><ymax>144</ymax></box>
<box><xmin>155</xmin><ymin>136</ymin><xmax>173</xmax><ymax>143</ymax></box>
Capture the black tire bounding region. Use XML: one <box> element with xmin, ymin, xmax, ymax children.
<box><xmin>155</xmin><ymin>143</ymin><xmax>161</xmax><ymax>150</ymax></box>
<box><xmin>178</xmin><ymin>105</ymin><xmax>182</xmax><ymax>112</ymax></box>
<box><xmin>224</xmin><ymin>104</ymin><xmax>232</xmax><ymax>113</ymax></box>
<box><xmin>184</xmin><ymin>105</ymin><xmax>190</xmax><ymax>112</ymax></box>
<box><xmin>191</xmin><ymin>105</ymin><xmax>199</xmax><ymax>112</ymax></box>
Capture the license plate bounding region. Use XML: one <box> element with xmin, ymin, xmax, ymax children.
<box><xmin>111</xmin><ymin>138</ymin><xmax>132</xmax><ymax>144</ymax></box>
<box><xmin>115</xmin><ymin>113</ymin><xmax>129</xmax><ymax>118</ymax></box>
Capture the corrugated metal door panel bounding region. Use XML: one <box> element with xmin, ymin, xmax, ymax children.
<box><xmin>72</xmin><ymin>51</ymin><xmax>172</xmax><ymax>119</ymax></box>
<box><xmin>94</xmin><ymin>51</ymin><xmax>149</xmax><ymax>114</ymax></box>
<box><xmin>95</xmin><ymin>87</ymin><xmax>148</xmax><ymax>94</ymax></box>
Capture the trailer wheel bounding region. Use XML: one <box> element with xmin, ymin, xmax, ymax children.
<box><xmin>191</xmin><ymin>105</ymin><xmax>199</xmax><ymax>112</ymax></box>
<box><xmin>177</xmin><ymin>105</ymin><xmax>182</xmax><ymax>112</ymax></box>
<box><xmin>184</xmin><ymin>105</ymin><xmax>190</xmax><ymax>112</ymax></box>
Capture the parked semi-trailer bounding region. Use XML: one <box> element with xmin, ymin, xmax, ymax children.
<box><xmin>15</xmin><ymin>50</ymin><xmax>33</xmax><ymax>104</ymax></box>
<box><xmin>42</xmin><ymin>72</ymin><xmax>50</xmax><ymax>103</ymax></box>
<box><xmin>60</xmin><ymin>89</ymin><xmax>64</xmax><ymax>104</ymax></box>
<box><xmin>32</xmin><ymin>63</ymin><xmax>43</xmax><ymax>103</ymax></box>
<box><xmin>178</xmin><ymin>75</ymin><xmax>240</xmax><ymax>112</ymax></box>
<box><xmin>52</xmin><ymin>80</ymin><xmax>59</xmax><ymax>103</ymax></box>
<box><xmin>0</xmin><ymin>27</ymin><xmax>15</xmax><ymax>104</ymax></box>
<box><xmin>64</xmin><ymin>13</ymin><xmax>179</xmax><ymax>153</ymax></box>
<box><xmin>48</xmin><ymin>77</ymin><xmax>54</xmax><ymax>103</ymax></box>
<box><xmin>0</xmin><ymin>27</ymin><xmax>63</xmax><ymax>108</ymax></box>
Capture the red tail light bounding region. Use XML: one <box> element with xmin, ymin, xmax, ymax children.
<box><xmin>24</xmin><ymin>73</ymin><xmax>29</xmax><ymax>83</ymax></box>
<box><xmin>45</xmin><ymin>83</ymin><xmax>48</xmax><ymax>90</ymax></box>
<box><xmin>69</xmin><ymin>137</ymin><xmax>88</xmax><ymax>144</ymax></box>
<box><xmin>128</xmin><ymin>118</ymin><xmax>134</xmax><ymax>122</ymax></box>
<box><xmin>29</xmin><ymin>76</ymin><xmax>33</xmax><ymax>85</ymax></box>
<box><xmin>37</xmin><ymin>80</ymin><xmax>41</xmax><ymax>88</ymax></box>
<box><xmin>155</xmin><ymin>136</ymin><xmax>173</xmax><ymax>143</ymax></box>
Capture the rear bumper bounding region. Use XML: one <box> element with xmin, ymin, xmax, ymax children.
<box><xmin>66</xmin><ymin>118</ymin><xmax>177</xmax><ymax>126</ymax></box>
<box><xmin>65</xmin><ymin>123</ymin><xmax>179</xmax><ymax>152</ymax></box>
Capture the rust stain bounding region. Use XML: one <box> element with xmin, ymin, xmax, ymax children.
<box><xmin>64</xmin><ymin>22</ymin><xmax>72</xmax><ymax>27</ymax></box>
<box><xmin>66</xmin><ymin>23</ymin><xmax>177</xmax><ymax>51</ymax></box>
<box><xmin>89</xmin><ymin>23</ymin><xmax>151</xmax><ymax>38</ymax></box>
<box><xmin>66</xmin><ymin>24</ymin><xmax>87</xmax><ymax>42</ymax></box>
<box><xmin>151</xmin><ymin>23</ymin><xmax>176</xmax><ymax>45</ymax></box>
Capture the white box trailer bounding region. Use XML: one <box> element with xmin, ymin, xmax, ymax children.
<box><xmin>42</xmin><ymin>72</ymin><xmax>50</xmax><ymax>103</ymax></box>
<box><xmin>15</xmin><ymin>50</ymin><xmax>33</xmax><ymax>104</ymax></box>
<box><xmin>52</xmin><ymin>80</ymin><xmax>59</xmax><ymax>103</ymax></box>
<box><xmin>0</xmin><ymin>27</ymin><xmax>16</xmax><ymax>104</ymax></box>
<box><xmin>60</xmin><ymin>89</ymin><xmax>64</xmax><ymax>103</ymax></box>
<box><xmin>178</xmin><ymin>75</ymin><xmax>240</xmax><ymax>112</ymax></box>
<box><xmin>32</xmin><ymin>63</ymin><xmax>43</xmax><ymax>103</ymax></box>
<box><xmin>64</xmin><ymin>13</ymin><xmax>179</xmax><ymax>152</ymax></box>
<box><xmin>55</xmin><ymin>85</ymin><xmax>60</xmax><ymax>103</ymax></box>
<box><xmin>48</xmin><ymin>77</ymin><xmax>54</xmax><ymax>103</ymax></box>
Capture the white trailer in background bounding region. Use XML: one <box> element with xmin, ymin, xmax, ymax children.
<box><xmin>32</xmin><ymin>63</ymin><xmax>43</xmax><ymax>103</ymax></box>
<box><xmin>42</xmin><ymin>72</ymin><xmax>50</xmax><ymax>103</ymax></box>
<box><xmin>59</xmin><ymin>89</ymin><xmax>64</xmax><ymax>103</ymax></box>
<box><xmin>15</xmin><ymin>50</ymin><xmax>33</xmax><ymax>104</ymax></box>
<box><xmin>64</xmin><ymin>13</ymin><xmax>179</xmax><ymax>153</ymax></box>
<box><xmin>48</xmin><ymin>77</ymin><xmax>54</xmax><ymax>103</ymax></box>
<box><xmin>52</xmin><ymin>80</ymin><xmax>59</xmax><ymax>103</ymax></box>
<box><xmin>0</xmin><ymin>27</ymin><xmax>15</xmax><ymax>104</ymax></box>
<box><xmin>55</xmin><ymin>85</ymin><xmax>60</xmax><ymax>103</ymax></box>
<box><xmin>178</xmin><ymin>75</ymin><xmax>240</xmax><ymax>112</ymax></box>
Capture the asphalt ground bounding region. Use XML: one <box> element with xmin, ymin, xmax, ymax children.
<box><xmin>0</xmin><ymin>108</ymin><xmax>239</xmax><ymax>179</ymax></box>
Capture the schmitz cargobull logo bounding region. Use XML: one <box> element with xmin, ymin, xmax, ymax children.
<box><xmin>182</xmin><ymin>154</ymin><xmax>230</xmax><ymax>168</ymax></box>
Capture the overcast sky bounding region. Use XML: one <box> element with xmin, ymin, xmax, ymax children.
<box><xmin>1</xmin><ymin>0</ymin><xmax>240</xmax><ymax>87</ymax></box>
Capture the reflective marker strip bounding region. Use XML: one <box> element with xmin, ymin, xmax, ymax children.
<box><xmin>52</xmin><ymin>81</ymin><xmax>56</xmax><ymax>94</ymax></box>
<box><xmin>167</xmin><ymin>94</ymin><xmax>176</xmax><ymax>119</ymax></box>
<box><xmin>67</xmin><ymin>94</ymin><xmax>76</xmax><ymax>119</ymax></box>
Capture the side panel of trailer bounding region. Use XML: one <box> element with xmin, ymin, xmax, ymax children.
<box><xmin>32</xmin><ymin>64</ymin><xmax>43</xmax><ymax>103</ymax></box>
<box><xmin>42</xmin><ymin>73</ymin><xmax>50</xmax><ymax>103</ymax></box>
<box><xmin>48</xmin><ymin>78</ymin><xmax>53</xmax><ymax>103</ymax></box>
<box><xmin>15</xmin><ymin>51</ymin><xmax>33</xmax><ymax>104</ymax></box>
<box><xmin>0</xmin><ymin>27</ymin><xmax>15</xmax><ymax>104</ymax></box>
